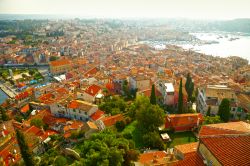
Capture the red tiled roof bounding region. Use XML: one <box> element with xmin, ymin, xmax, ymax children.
<box><xmin>50</xmin><ymin>59</ymin><xmax>70</xmax><ymax>67</ymax></box>
<box><xmin>40</xmin><ymin>130</ymin><xmax>58</xmax><ymax>140</ymax></box>
<box><xmin>68</xmin><ymin>100</ymin><xmax>79</xmax><ymax>109</ymax></box>
<box><xmin>173</xmin><ymin>151</ymin><xmax>205</xmax><ymax>166</ymax></box>
<box><xmin>90</xmin><ymin>110</ymin><xmax>104</xmax><ymax>121</ymax></box>
<box><xmin>84</xmin><ymin>67</ymin><xmax>98</xmax><ymax>76</ymax></box>
<box><xmin>63</xmin><ymin>132</ymin><xmax>71</xmax><ymax>138</ymax></box>
<box><xmin>175</xmin><ymin>142</ymin><xmax>198</xmax><ymax>156</ymax></box>
<box><xmin>199</xmin><ymin>121</ymin><xmax>250</xmax><ymax>136</ymax></box>
<box><xmin>20</xmin><ymin>104</ymin><xmax>30</xmax><ymax>113</ymax></box>
<box><xmin>39</xmin><ymin>93</ymin><xmax>53</xmax><ymax>102</ymax></box>
<box><xmin>15</xmin><ymin>91</ymin><xmax>30</xmax><ymax>100</ymax></box>
<box><xmin>199</xmin><ymin>125</ymin><xmax>244</xmax><ymax>136</ymax></box>
<box><xmin>63</xmin><ymin>120</ymin><xmax>84</xmax><ymax>132</ymax></box>
<box><xmin>17</xmin><ymin>82</ymin><xmax>26</xmax><ymax>88</ymax></box>
<box><xmin>200</xmin><ymin>134</ymin><xmax>250</xmax><ymax>166</ymax></box>
<box><xmin>105</xmin><ymin>82</ymin><xmax>114</xmax><ymax>91</ymax></box>
<box><xmin>42</xmin><ymin>114</ymin><xmax>69</xmax><ymax>126</ymax></box>
<box><xmin>165</xmin><ymin>113</ymin><xmax>203</xmax><ymax>131</ymax></box>
<box><xmin>70</xmin><ymin>121</ymin><xmax>84</xmax><ymax>129</ymax></box>
<box><xmin>25</xmin><ymin>126</ymin><xmax>43</xmax><ymax>136</ymax></box>
<box><xmin>139</xmin><ymin>151</ymin><xmax>167</xmax><ymax>165</ymax></box>
<box><xmin>102</xmin><ymin>114</ymin><xmax>123</xmax><ymax>127</ymax></box>
<box><xmin>56</xmin><ymin>87</ymin><xmax>68</xmax><ymax>94</ymax></box>
<box><xmin>85</xmin><ymin>84</ymin><xmax>101</xmax><ymax>97</ymax></box>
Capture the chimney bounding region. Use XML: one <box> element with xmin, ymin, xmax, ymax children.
<box><xmin>3</xmin><ymin>124</ymin><xmax>6</xmax><ymax>130</ymax></box>
<box><xmin>91</xmin><ymin>89</ymin><xmax>93</xmax><ymax>94</ymax></box>
<box><xmin>2</xmin><ymin>131</ymin><xmax>5</xmax><ymax>137</ymax></box>
<box><xmin>197</xmin><ymin>118</ymin><xmax>200</xmax><ymax>127</ymax></box>
<box><xmin>41</xmin><ymin>127</ymin><xmax>45</xmax><ymax>134</ymax></box>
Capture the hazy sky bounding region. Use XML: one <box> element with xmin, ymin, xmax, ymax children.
<box><xmin>0</xmin><ymin>0</ymin><xmax>250</xmax><ymax>19</ymax></box>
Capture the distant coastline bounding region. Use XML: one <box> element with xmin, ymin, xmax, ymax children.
<box><xmin>143</xmin><ymin>32</ymin><xmax>250</xmax><ymax>63</ymax></box>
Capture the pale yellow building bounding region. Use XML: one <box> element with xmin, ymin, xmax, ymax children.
<box><xmin>49</xmin><ymin>59</ymin><xmax>71</xmax><ymax>75</ymax></box>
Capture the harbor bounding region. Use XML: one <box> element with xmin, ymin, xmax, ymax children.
<box><xmin>0</xmin><ymin>83</ymin><xmax>17</xmax><ymax>100</ymax></box>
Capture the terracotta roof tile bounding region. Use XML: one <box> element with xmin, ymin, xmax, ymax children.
<box><xmin>199</xmin><ymin>125</ymin><xmax>245</xmax><ymax>136</ymax></box>
<box><xmin>50</xmin><ymin>59</ymin><xmax>70</xmax><ymax>67</ymax></box>
<box><xmin>200</xmin><ymin>134</ymin><xmax>250</xmax><ymax>166</ymax></box>
<box><xmin>63</xmin><ymin>120</ymin><xmax>84</xmax><ymax>132</ymax></box>
<box><xmin>165</xmin><ymin>113</ymin><xmax>203</xmax><ymax>131</ymax></box>
<box><xmin>85</xmin><ymin>84</ymin><xmax>101</xmax><ymax>97</ymax></box>
<box><xmin>68</xmin><ymin>100</ymin><xmax>95</xmax><ymax>111</ymax></box>
<box><xmin>173</xmin><ymin>151</ymin><xmax>205</xmax><ymax>166</ymax></box>
<box><xmin>90</xmin><ymin>110</ymin><xmax>104</xmax><ymax>121</ymax></box>
<box><xmin>206</xmin><ymin>121</ymin><xmax>250</xmax><ymax>133</ymax></box>
<box><xmin>84</xmin><ymin>67</ymin><xmax>98</xmax><ymax>76</ymax></box>
<box><xmin>175</xmin><ymin>142</ymin><xmax>198</xmax><ymax>155</ymax></box>
<box><xmin>15</xmin><ymin>91</ymin><xmax>30</xmax><ymax>100</ymax></box>
<box><xmin>25</xmin><ymin>126</ymin><xmax>43</xmax><ymax>136</ymax></box>
<box><xmin>199</xmin><ymin>121</ymin><xmax>250</xmax><ymax>136</ymax></box>
<box><xmin>139</xmin><ymin>151</ymin><xmax>167</xmax><ymax>165</ymax></box>
<box><xmin>20</xmin><ymin>104</ymin><xmax>29</xmax><ymax>113</ymax></box>
<box><xmin>102</xmin><ymin>114</ymin><xmax>123</xmax><ymax>127</ymax></box>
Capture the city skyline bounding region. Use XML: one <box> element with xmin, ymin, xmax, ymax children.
<box><xmin>0</xmin><ymin>0</ymin><xmax>250</xmax><ymax>20</ymax></box>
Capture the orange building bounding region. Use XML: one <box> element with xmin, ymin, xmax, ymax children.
<box><xmin>49</xmin><ymin>59</ymin><xmax>71</xmax><ymax>75</ymax></box>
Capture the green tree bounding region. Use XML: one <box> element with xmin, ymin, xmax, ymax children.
<box><xmin>99</xmin><ymin>96</ymin><xmax>127</xmax><ymax>114</ymax></box>
<box><xmin>40</xmin><ymin>149</ymin><xmax>60</xmax><ymax>165</ymax></box>
<box><xmin>127</xmin><ymin>103</ymin><xmax>137</xmax><ymax>120</ymax></box>
<box><xmin>30</xmin><ymin>118</ymin><xmax>45</xmax><ymax>128</ymax></box>
<box><xmin>185</xmin><ymin>73</ymin><xmax>194</xmax><ymax>102</ymax></box>
<box><xmin>122</xmin><ymin>80</ymin><xmax>131</xmax><ymax>99</ymax></box>
<box><xmin>142</xmin><ymin>132</ymin><xmax>164</xmax><ymax>150</ymax></box>
<box><xmin>136</xmin><ymin>101</ymin><xmax>165</xmax><ymax>132</ymax></box>
<box><xmin>218</xmin><ymin>98</ymin><xmax>230</xmax><ymax>122</ymax></box>
<box><xmin>178</xmin><ymin>79</ymin><xmax>184</xmax><ymax>114</ymax></box>
<box><xmin>108</xmin><ymin>147</ymin><xmax>124</xmax><ymax>165</ymax></box>
<box><xmin>150</xmin><ymin>84</ymin><xmax>157</xmax><ymax>105</ymax></box>
<box><xmin>16</xmin><ymin>129</ymin><xmax>34</xmax><ymax>166</ymax></box>
<box><xmin>0</xmin><ymin>106</ymin><xmax>9</xmax><ymax>121</ymax></box>
<box><xmin>206</xmin><ymin>106</ymin><xmax>211</xmax><ymax>116</ymax></box>
<box><xmin>185</xmin><ymin>73</ymin><xmax>191</xmax><ymax>92</ymax></box>
<box><xmin>111</xmin><ymin>108</ymin><xmax>121</xmax><ymax>115</ymax></box>
<box><xmin>124</xmin><ymin>149</ymin><xmax>140</xmax><ymax>166</ymax></box>
<box><xmin>203</xmin><ymin>116</ymin><xmax>222</xmax><ymax>125</ymax></box>
<box><xmin>115</xmin><ymin>121</ymin><xmax>126</xmax><ymax>132</ymax></box>
<box><xmin>54</xmin><ymin>156</ymin><xmax>67</xmax><ymax>166</ymax></box>
<box><xmin>185</xmin><ymin>73</ymin><xmax>195</xmax><ymax>102</ymax></box>
<box><xmin>22</xmin><ymin>73</ymin><xmax>28</xmax><ymax>78</ymax></box>
<box><xmin>28</xmin><ymin>70</ymin><xmax>35</xmax><ymax>76</ymax></box>
<box><xmin>49</xmin><ymin>56</ymin><xmax>59</xmax><ymax>61</ymax></box>
<box><xmin>187</xmin><ymin>82</ymin><xmax>194</xmax><ymax>102</ymax></box>
<box><xmin>77</xmin><ymin>129</ymin><xmax>138</xmax><ymax>166</ymax></box>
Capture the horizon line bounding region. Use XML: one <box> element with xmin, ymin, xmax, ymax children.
<box><xmin>0</xmin><ymin>13</ymin><xmax>250</xmax><ymax>21</ymax></box>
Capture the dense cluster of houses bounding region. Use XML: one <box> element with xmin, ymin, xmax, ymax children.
<box><xmin>0</xmin><ymin>20</ymin><xmax>250</xmax><ymax>166</ymax></box>
<box><xmin>136</xmin><ymin>121</ymin><xmax>250</xmax><ymax>166</ymax></box>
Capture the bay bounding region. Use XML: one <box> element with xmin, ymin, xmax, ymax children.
<box><xmin>179</xmin><ymin>32</ymin><xmax>250</xmax><ymax>62</ymax></box>
<box><xmin>0</xmin><ymin>89</ymin><xmax>8</xmax><ymax>104</ymax></box>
